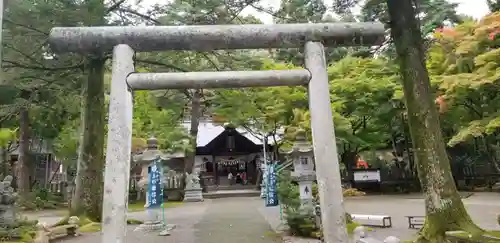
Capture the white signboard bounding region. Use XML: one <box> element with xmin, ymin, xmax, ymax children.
<box><xmin>298</xmin><ymin>182</ymin><xmax>313</xmax><ymax>200</ymax></box>
<box><xmin>353</xmin><ymin>170</ymin><xmax>381</xmax><ymax>182</ymax></box>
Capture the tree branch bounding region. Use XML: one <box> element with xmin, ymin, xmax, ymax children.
<box><xmin>249</xmin><ymin>3</ymin><xmax>293</xmax><ymax>21</ymax></box>
<box><xmin>4</xmin><ymin>43</ymin><xmax>46</xmax><ymax>66</ymax></box>
<box><xmin>4</xmin><ymin>19</ymin><xmax>49</xmax><ymax>35</ymax></box>
<box><xmin>3</xmin><ymin>60</ymin><xmax>85</xmax><ymax>71</ymax></box>
<box><xmin>134</xmin><ymin>58</ymin><xmax>191</xmax><ymax>98</ymax></box>
<box><xmin>462</xmin><ymin>99</ymin><xmax>483</xmax><ymax>118</ymax></box>
<box><xmin>106</xmin><ymin>0</ymin><xmax>127</xmax><ymax>13</ymax></box>
<box><xmin>199</xmin><ymin>52</ymin><xmax>221</xmax><ymax>71</ymax></box>
<box><xmin>227</xmin><ymin>0</ymin><xmax>259</xmax><ymax>23</ymax></box>
<box><xmin>135</xmin><ymin>58</ymin><xmax>189</xmax><ymax>72</ymax></box>
<box><xmin>116</xmin><ymin>7</ymin><xmax>161</xmax><ymax>25</ymax></box>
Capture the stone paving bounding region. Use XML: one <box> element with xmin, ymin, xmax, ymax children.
<box><xmin>195</xmin><ymin>197</ymin><xmax>280</xmax><ymax>243</ymax></box>
<box><xmin>26</xmin><ymin>193</ymin><xmax>500</xmax><ymax>243</ymax></box>
<box><xmin>34</xmin><ymin>197</ymin><xmax>279</xmax><ymax>243</ymax></box>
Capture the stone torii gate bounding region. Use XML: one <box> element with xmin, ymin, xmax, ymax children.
<box><xmin>48</xmin><ymin>23</ymin><xmax>384</xmax><ymax>243</ymax></box>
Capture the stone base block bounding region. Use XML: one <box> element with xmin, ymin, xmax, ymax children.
<box><xmin>184</xmin><ymin>189</ymin><xmax>204</xmax><ymax>202</ymax></box>
<box><xmin>159</xmin><ymin>224</ymin><xmax>176</xmax><ymax>236</ymax></box>
<box><xmin>134</xmin><ymin>221</ymin><xmax>165</xmax><ymax>232</ymax></box>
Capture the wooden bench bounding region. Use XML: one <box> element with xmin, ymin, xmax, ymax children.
<box><xmin>351</xmin><ymin>214</ymin><xmax>392</xmax><ymax>228</ymax></box>
<box><xmin>405</xmin><ymin>216</ymin><xmax>424</xmax><ymax>229</ymax></box>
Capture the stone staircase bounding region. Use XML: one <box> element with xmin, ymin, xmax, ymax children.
<box><xmin>203</xmin><ymin>184</ymin><xmax>260</xmax><ymax>199</ymax></box>
<box><xmin>206</xmin><ymin>184</ymin><xmax>256</xmax><ymax>191</ymax></box>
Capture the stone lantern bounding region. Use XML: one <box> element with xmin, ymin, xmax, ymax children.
<box><xmin>284</xmin><ymin>129</ymin><xmax>316</xmax><ymax>208</ymax></box>
<box><xmin>132</xmin><ymin>137</ymin><xmax>173</xmax><ymax>234</ymax></box>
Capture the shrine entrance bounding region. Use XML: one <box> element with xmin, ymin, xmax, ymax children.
<box><xmin>48</xmin><ymin>23</ymin><xmax>384</xmax><ymax>243</ymax></box>
<box><xmin>196</xmin><ymin>126</ymin><xmax>270</xmax><ymax>187</ymax></box>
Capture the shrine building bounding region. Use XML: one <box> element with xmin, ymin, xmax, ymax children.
<box><xmin>182</xmin><ymin>121</ymin><xmax>277</xmax><ymax>188</ymax></box>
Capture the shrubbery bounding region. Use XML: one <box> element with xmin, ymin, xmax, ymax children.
<box><xmin>312</xmin><ymin>184</ymin><xmax>366</xmax><ymax>202</ymax></box>
<box><xmin>277</xmin><ymin>172</ymin><xmax>317</xmax><ymax>237</ymax></box>
<box><xmin>277</xmin><ymin>172</ymin><xmax>363</xmax><ymax>238</ymax></box>
<box><xmin>342</xmin><ymin>188</ymin><xmax>366</xmax><ymax>197</ymax></box>
<box><xmin>0</xmin><ymin>219</ymin><xmax>38</xmax><ymax>242</ymax></box>
<box><xmin>17</xmin><ymin>186</ymin><xmax>65</xmax><ymax>211</ymax></box>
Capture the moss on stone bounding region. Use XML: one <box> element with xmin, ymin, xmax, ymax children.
<box><xmin>79</xmin><ymin>222</ymin><xmax>102</xmax><ymax>233</ymax></box>
<box><xmin>126</xmin><ymin>219</ymin><xmax>144</xmax><ymax>225</ymax></box>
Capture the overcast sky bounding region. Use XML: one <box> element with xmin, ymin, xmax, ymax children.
<box><xmin>139</xmin><ymin>0</ymin><xmax>490</xmax><ymax>24</ymax></box>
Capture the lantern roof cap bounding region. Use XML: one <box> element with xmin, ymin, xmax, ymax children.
<box><xmin>283</xmin><ymin>128</ymin><xmax>313</xmax><ymax>154</ymax></box>
<box><xmin>133</xmin><ymin>136</ymin><xmax>182</xmax><ymax>164</ymax></box>
<box><xmin>147</xmin><ymin>136</ymin><xmax>158</xmax><ymax>149</ymax></box>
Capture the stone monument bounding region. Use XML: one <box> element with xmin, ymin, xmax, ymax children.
<box><xmin>0</xmin><ymin>175</ymin><xmax>16</xmax><ymax>225</ymax></box>
<box><xmin>284</xmin><ymin>130</ymin><xmax>316</xmax><ymax>209</ymax></box>
<box><xmin>133</xmin><ymin>137</ymin><xmax>175</xmax><ymax>235</ymax></box>
<box><xmin>183</xmin><ymin>171</ymin><xmax>203</xmax><ymax>202</ymax></box>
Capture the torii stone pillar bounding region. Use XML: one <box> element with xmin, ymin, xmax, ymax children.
<box><xmin>47</xmin><ymin>23</ymin><xmax>384</xmax><ymax>243</ymax></box>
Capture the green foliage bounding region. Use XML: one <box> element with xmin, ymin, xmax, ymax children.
<box><xmin>343</xmin><ymin>188</ymin><xmax>367</xmax><ymax>197</ymax></box>
<box><xmin>79</xmin><ymin>223</ymin><xmax>102</xmax><ymax>233</ymax></box>
<box><xmin>0</xmin><ymin>219</ymin><xmax>37</xmax><ymax>242</ymax></box>
<box><xmin>211</xmin><ymin>60</ymin><xmax>306</xmax><ymax>152</ymax></box>
<box><xmin>328</xmin><ymin>57</ymin><xmax>400</xmax><ymax>154</ymax></box>
<box><xmin>428</xmin><ymin>14</ymin><xmax>500</xmax><ymax>155</ymax></box>
<box><xmin>53</xmin><ymin>118</ymin><xmax>80</xmax><ymax>167</ymax></box>
<box><xmin>277</xmin><ymin>172</ymin><xmax>317</xmax><ymax>237</ymax></box>
<box><xmin>17</xmin><ymin>186</ymin><xmax>64</xmax><ymax>211</ymax></box>
<box><xmin>133</xmin><ymin>90</ymin><xmax>190</xmax><ymax>153</ymax></box>
<box><xmin>0</xmin><ymin>128</ymin><xmax>17</xmax><ymax>148</ymax></box>
<box><xmin>278</xmin><ymin>172</ymin><xmax>360</xmax><ymax>238</ymax></box>
<box><xmin>126</xmin><ymin>219</ymin><xmax>144</xmax><ymax>225</ymax></box>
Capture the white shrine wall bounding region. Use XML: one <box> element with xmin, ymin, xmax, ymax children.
<box><xmin>194</xmin><ymin>155</ymin><xmax>211</xmax><ymax>172</ymax></box>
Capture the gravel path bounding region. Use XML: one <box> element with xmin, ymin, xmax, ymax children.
<box><xmin>195</xmin><ymin>197</ymin><xmax>280</xmax><ymax>243</ymax></box>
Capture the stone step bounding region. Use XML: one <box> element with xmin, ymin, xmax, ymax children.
<box><xmin>206</xmin><ymin>184</ymin><xmax>256</xmax><ymax>191</ymax></box>
<box><xmin>203</xmin><ymin>189</ymin><xmax>261</xmax><ymax>199</ymax></box>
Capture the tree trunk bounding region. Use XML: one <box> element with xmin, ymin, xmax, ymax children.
<box><xmin>70</xmin><ymin>57</ymin><xmax>106</xmax><ymax>222</ymax></box>
<box><xmin>185</xmin><ymin>89</ymin><xmax>202</xmax><ymax>175</ymax></box>
<box><xmin>16</xmin><ymin>106</ymin><xmax>31</xmax><ymax>201</ymax></box>
<box><xmin>0</xmin><ymin>146</ymin><xmax>9</xmax><ymax>177</ymax></box>
<box><xmin>341</xmin><ymin>151</ymin><xmax>357</xmax><ymax>181</ymax></box>
<box><xmin>387</xmin><ymin>0</ymin><xmax>483</xmax><ymax>241</ymax></box>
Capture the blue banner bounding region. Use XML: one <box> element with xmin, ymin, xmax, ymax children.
<box><xmin>147</xmin><ymin>159</ymin><xmax>163</xmax><ymax>208</ymax></box>
<box><xmin>265</xmin><ymin>163</ymin><xmax>279</xmax><ymax>207</ymax></box>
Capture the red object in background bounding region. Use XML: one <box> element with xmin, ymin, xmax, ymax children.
<box><xmin>356</xmin><ymin>159</ymin><xmax>368</xmax><ymax>169</ymax></box>
<box><xmin>489</xmin><ymin>29</ymin><xmax>500</xmax><ymax>40</ymax></box>
<box><xmin>435</xmin><ymin>95</ymin><xmax>447</xmax><ymax>113</ymax></box>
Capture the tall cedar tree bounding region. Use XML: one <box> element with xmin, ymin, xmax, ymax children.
<box><xmin>386</xmin><ymin>0</ymin><xmax>483</xmax><ymax>242</ymax></box>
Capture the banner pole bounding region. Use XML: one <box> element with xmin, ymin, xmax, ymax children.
<box><xmin>159</xmin><ymin>158</ymin><xmax>166</xmax><ymax>227</ymax></box>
